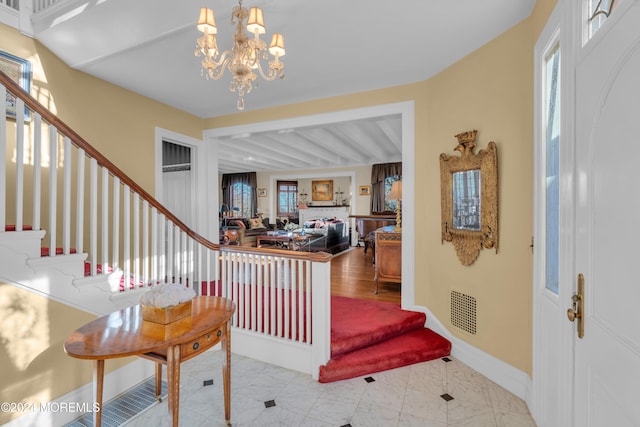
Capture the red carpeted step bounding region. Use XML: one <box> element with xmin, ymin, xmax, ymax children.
<box><xmin>319</xmin><ymin>328</ymin><xmax>451</xmax><ymax>383</ymax></box>
<box><xmin>41</xmin><ymin>247</ymin><xmax>77</xmax><ymax>257</ymax></box>
<box><xmin>4</xmin><ymin>225</ymin><xmax>33</xmax><ymax>231</ymax></box>
<box><xmin>331</xmin><ymin>296</ymin><xmax>426</xmax><ymax>357</ymax></box>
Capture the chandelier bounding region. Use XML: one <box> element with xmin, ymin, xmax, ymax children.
<box><xmin>195</xmin><ymin>0</ymin><xmax>286</xmax><ymax>111</ymax></box>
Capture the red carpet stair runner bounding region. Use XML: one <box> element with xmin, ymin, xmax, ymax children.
<box><xmin>319</xmin><ymin>296</ymin><xmax>451</xmax><ymax>383</ymax></box>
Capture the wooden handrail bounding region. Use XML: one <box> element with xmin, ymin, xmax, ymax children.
<box><xmin>0</xmin><ymin>70</ymin><xmax>217</xmax><ymax>246</ymax></box>
<box><xmin>1</xmin><ymin>70</ymin><xmax>333</xmax><ymax>264</ymax></box>
<box><xmin>220</xmin><ymin>244</ymin><xmax>333</xmax><ymax>263</ymax></box>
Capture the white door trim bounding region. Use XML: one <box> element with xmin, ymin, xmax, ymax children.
<box><xmin>532</xmin><ymin>1</ymin><xmax>577</xmax><ymax>425</ymax></box>
<box><xmin>203</xmin><ymin>101</ymin><xmax>416</xmax><ymax>308</ymax></box>
<box><xmin>154</xmin><ymin>127</ymin><xmax>203</xmax><ymax>231</ymax></box>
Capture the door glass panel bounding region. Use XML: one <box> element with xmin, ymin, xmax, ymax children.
<box><xmin>545</xmin><ymin>44</ymin><xmax>561</xmax><ymax>294</ymax></box>
<box><xmin>588</xmin><ymin>0</ymin><xmax>617</xmax><ymax>40</ymax></box>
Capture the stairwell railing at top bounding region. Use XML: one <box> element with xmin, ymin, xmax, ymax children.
<box><xmin>0</xmin><ymin>69</ymin><xmax>332</xmax><ymax>375</ymax></box>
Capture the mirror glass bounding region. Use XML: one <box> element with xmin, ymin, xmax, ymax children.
<box><xmin>452</xmin><ymin>169</ymin><xmax>481</xmax><ymax>231</ymax></box>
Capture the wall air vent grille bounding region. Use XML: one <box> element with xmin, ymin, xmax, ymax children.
<box><xmin>450</xmin><ymin>290</ymin><xmax>477</xmax><ymax>335</ymax></box>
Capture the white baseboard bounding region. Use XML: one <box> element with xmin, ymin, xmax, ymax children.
<box><xmin>232</xmin><ymin>329</ymin><xmax>314</xmax><ymax>377</ymax></box>
<box><xmin>4</xmin><ymin>358</ymin><xmax>155</xmax><ymax>427</ymax></box>
<box><xmin>407</xmin><ymin>302</ymin><xmax>533</xmax><ymax>406</ymax></box>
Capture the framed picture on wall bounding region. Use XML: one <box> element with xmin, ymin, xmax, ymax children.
<box><xmin>311</xmin><ymin>180</ymin><xmax>333</xmax><ymax>201</ymax></box>
<box><xmin>257</xmin><ymin>188</ymin><xmax>267</xmax><ymax>197</ymax></box>
<box><xmin>1</xmin><ymin>50</ymin><xmax>31</xmax><ymax>120</ymax></box>
<box><xmin>359</xmin><ymin>185</ymin><xmax>371</xmax><ymax>196</ymax></box>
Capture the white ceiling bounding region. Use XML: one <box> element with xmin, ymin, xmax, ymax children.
<box><xmin>31</xmin><ymin>0</ymin><xmax>534</xmax><ymax>173</ymax></box>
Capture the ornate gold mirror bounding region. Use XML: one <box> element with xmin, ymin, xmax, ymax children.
<box><xmin>440</xmin><ymin>130</ymin><xmax>498</xmax><ymax>265</ymax></box>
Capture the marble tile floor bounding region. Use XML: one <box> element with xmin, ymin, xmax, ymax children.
<box><xmin>124</xmin><ymin>351</ymin><xmax>536</xmax><ymax>427</ymax></box>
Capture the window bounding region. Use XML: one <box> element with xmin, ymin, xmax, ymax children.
<box><xmin>588</xmin><ymin>0</ymin><xmax>617</xmax><ymax>40</ymax></box>
<box><xmin>230</xmin><ymin>183</ymin><xmax>253</xmax><ymax>218</ymax></box>
<box><xmin>384</xmin><ymin>176</ymin><xmax>400</xmax><ymax>212</ymax></box>
<box><xmin>544</xmin><ymin>43</ymin><xmax>561</xmax><ymax>294</ymax></box>
<box><xmin>371</xmin><ymin>162</ymin><xmax>402</xmax><ymax>213</ymax></box>
<box><xmin>221</xmin><ymin>172</ymin><xmax>257</xmax><ymax>218</ymax></box>
<box><xmin>277</xmin><ymin>180</ymin><xmax>298</xmax><ymax>217</ymax></box>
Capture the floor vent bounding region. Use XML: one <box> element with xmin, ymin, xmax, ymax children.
<box><xmin>451</xmin><ymin>290</ymin><xmax>477</xmax><ymax>335</ymax></box>
<box><xmin>65</xmin><ymin>378</ymin><xmax>167</xmax><ymax>427</ymax></box>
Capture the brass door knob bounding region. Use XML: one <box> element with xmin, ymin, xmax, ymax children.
<box><xmin>567</xmin><ymin>308</ymin><xmax>580</xmax><ymax>322</ymax></box>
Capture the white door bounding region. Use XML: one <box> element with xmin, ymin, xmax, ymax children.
<box><xmin>161</xmin><ymin>139</ymin><xmax>196</xmax><ymax>229</ymax></box>
<box><xmin>574</xmin><ymin>1</ymin><xmax>640</xmax><ymax>424</ymax></box>
<box><xmin>163</xmin><ymin>169</ymin><xmax>194</xmax><ymax>228</ymax></box>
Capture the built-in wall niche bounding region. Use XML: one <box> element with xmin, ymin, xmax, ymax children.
<box><xmin>298</xmin><ymin>176</ymin><xmax>351</xmax><ymax>207</ymax></box>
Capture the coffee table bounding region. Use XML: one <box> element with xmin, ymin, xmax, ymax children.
<box><xmin>64</xmin><ymin>296</ymin><xmax>235</xmax><ymax>426</ymax></box>
<box><xmin>257</xmin><ymin>233</ymin><xmax>293</xmax><ymax>248</ymax></box>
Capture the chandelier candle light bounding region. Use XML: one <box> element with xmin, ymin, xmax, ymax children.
<box><xmin>195</xmin><ymin>0</ymin><xmax>286</xmax><ymax>110</ymax></box>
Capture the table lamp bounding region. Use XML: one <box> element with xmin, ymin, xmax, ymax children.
<box><xmin>388</xmin><ymin>180</ymin><xmax>402</xmax><ymax>231</ymax></box>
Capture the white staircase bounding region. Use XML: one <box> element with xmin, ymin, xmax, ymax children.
<box><xmin>0</xmin><ymin>68</ymin><xmax>332</xmax><ymax>385</ymax></box>
<box><xmin>0</xmin><ymin>229</ymin><xmax>144</xmax><ymax>316</ymax></box>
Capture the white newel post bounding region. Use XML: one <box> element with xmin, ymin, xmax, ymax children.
<box><xmin>310</xmin><ymin>259</ymin><xmax>331</xmax><ymax>380</ymax></box>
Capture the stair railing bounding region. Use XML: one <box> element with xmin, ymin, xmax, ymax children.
<box><xmin>0</xmin><ymin>69</ymin><xmax>331</xmax><ymax>377</ymax></box>
<box><xmin>0</xmin><ymin>69</ymin><xmax>220</xmax><ymax>291</ymax></box>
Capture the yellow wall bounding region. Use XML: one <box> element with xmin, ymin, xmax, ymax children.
<box><xmin>0</xmin><ymin>24</ymin><xmax>204</xmax><ymax>195</ymax></box>
<box><xmin>0</xmin><ymin>23</ymin><xmax>204</xmax><ymax>415</ymax></box>
<box><xmin>255</xmin><ymin>165</ymin><xmax>372</xmax><ymax>219</ymax></box>
<box><xmin>420</xmin><ymin>20</ymin><xmax>534</xmax><ymax>372</ymax></box>
<box><xmin>206</xmin><ymin>1</ymin><xmax>556</xmax><ymax>376</ymax></box>
<box><xmin>0</xmin><ymin>1</ymin><xmax>558</xmax><ymax>415</ymax></box>
<box><xmin>0</xmin><ymin>282</ymin><xmax>134</xmax><ymax>424</ymax></box>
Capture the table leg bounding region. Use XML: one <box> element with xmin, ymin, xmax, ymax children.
<box><xmin>166</xmin><ymin>345</ymin><xmax>181</xmax><ymax>427</ymax></box>
<box><xmin>93</xmin><ymin>359</ymin><xmax>104</xmax><ymax>427</ymax></box>
<box><xmin>155</xmin><ymin>362</ymin><xmax>163</xmax><ymax>401</ymax></box>
<box><xmin>222</xmin><ymin>320</ymin><xmax>231</xmax><ymax>424</ymax></box>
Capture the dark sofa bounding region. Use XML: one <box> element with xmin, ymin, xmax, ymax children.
<box><xmin>301</xmin><ymin>218</ymin><xmax>350</xmax><ymax>254</ymax></box>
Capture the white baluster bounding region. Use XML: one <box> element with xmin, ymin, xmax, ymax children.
<box><xmin>89</xmin><ymin>158</ymin><xmax>97</xmax><ymax>274</ymax></box>
<box><xmin>32</xmin><ymin>113</ymin><xmax>41</xmax><ymax>230</ymax></box>
<box><xmin>101</xmin><ymin>167</ymin><xmax>109</xmax><ymax>270</ymax></box>
<box><xmin>123</xmin><ymin>185</ymin><xmax>131</xmax><ymax>289</ymax></box>
<box><xmin>166</xmin><ymin>221</ymin><xmax>173</xmax><ymax>283</ymax></box>
<box><xmin>158</xmin><ymin>214</ymin><xmax>166</xmax><ymax>283</ymax></box>
<box><xmin>75</xmin><ymin>149</ymin><xmax>85</xmax><ymax>253</ymax></box>
<box><xmin>112</xmin><ymin>177</ymin><xmax>120</xmax><ymax>271</ymax></box>
<box><xmin>15</xmin><ymin>99</ymin><xmax>24</xmax><ymax>231</ymax></box>
<box><xmin>62</xmin><ymin>137</ymin><xmax>71</xmax><ymax>254</ymax></box>
<box><xmin>151</xmin><ymin>207</ymin><xmax>158</xmax><ymax>284</ymax></box>
<box><xmin>270</xmin><ymin>257</ymin><xmax>276</xmax><ymax>336</ymax></box>
<box><xmin>133</xmin><ymin>192</ymin><xmax>140</xmax><ymax>289</ymax></box>
<box><xmin>142</xmin><ymin>201</ymin><xmax>149</xmax><ymax>286</ymax></box>
<box><xmin>284</xmin><ymin>258</ymin><xmax>290</xmax><ymax>341</ymax></box>
<box><xmin>250</xmin><ymin>254</ymin><xmax>257</xmax><ymax>331</ymax></box>
<box><xmin>47</xmin><ymin>125</ymin><xmax>57</xmax><ymax>252</ymax></box>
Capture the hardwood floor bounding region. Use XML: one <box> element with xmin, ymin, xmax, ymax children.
<box><xmin>330</xmin><ymin>246</ymin><xmax>401</xmax><ymax>304</ymax></box>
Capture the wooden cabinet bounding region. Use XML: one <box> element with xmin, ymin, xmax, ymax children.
<box><xmin>374</xmin><ymin>226</ymin><xmax>401</xmax><ymax>294</ymax></box>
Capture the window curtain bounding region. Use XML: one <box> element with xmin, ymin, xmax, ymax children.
<box><xmin>221</xmin><ymin>172</ymin><xmax>258</xmax><ymax>216</ymax></box>
<box><xmin>370</xmin><ymin>162</ymin><xmax>402</xmax><ymax>213</ymax></box>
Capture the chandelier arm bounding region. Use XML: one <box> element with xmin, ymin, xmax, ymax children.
<box><xmin>254</xmin><ymin>60</ymin><xmax>284</xmax><ymax>81</ymax></box>
<box><xmin>204</xmin><ymin>53</ymin><xmax>233</xmax><ymax>80</ymax></box>
<box><xmin>255</xmin><ymin>65</ymin><xmax>277</xmax><ymax>81</ymax></box>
